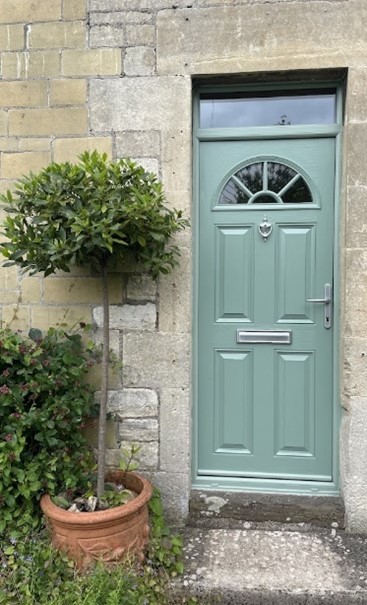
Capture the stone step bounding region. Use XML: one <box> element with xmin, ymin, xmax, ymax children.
<box><xmin>176</xmin><ymin>527</ymin><xmax>367</xmax><ymax>604</ymax></box>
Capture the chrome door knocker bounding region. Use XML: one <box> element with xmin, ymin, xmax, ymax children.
<box><xmin>258</xmin><ymin>215</ymin><xmax>273</xmax><ymax>242</ymax></box>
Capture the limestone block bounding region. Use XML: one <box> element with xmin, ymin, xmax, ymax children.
<box><xmin>346</xmin><ymin>124</ymin><xmax>367</xmax><ymax>187</ymax></box>
<box><xmin>50</xmin><ymin>79</ymin><xmax>87</xmax><ymax>106</ymax></box>
<box><xmin>19</xmin><ymin>138</ymin><xmax>52</xmax><ymax>151</ymax></box>
<box><xmin>126</xmin><ymin>24</ymin><xmax>155</xmax><ymax>46</ymax></box>
<box><xmin>62</xmin><ymin>48</ymin><xmax>121</xmax><ymax>76</ymax></box>
<box><xmin>126</xmin><ymin>275</ymin><xmax>156</xmax><ymax>302</ymax></box>
<box><xmin>1</xmin><ymin>266</ymin><xmax>18</xmax><ymax>290</ymax></box>
<box><xmin>132</xmin><ymin>157</ymin><xmax>159</xmax><ymax>175</ymax></box>
<box><xmin>157</xmin><ymin>4</ymin><xmax>367</xmax><ymax>75</ymax></box>
<box><xmin>340</xmin><ymin>396</ymin><xmax>367</xmax><ymax>532</ymax></box>
<box><xmin>93</xmin><ymin>328</ymin><xmax>121</xmax><ymax>356</ymax></box>
<box><xmin>158</xmin><ymin>240</ymin><xmax>191</xmax><ymax>333</ymax></box>
<box><xmin>9</xmin><ymin>108</ymin><xmax>87</xmax><ymax>136</ymax></box>
<box><xmin>20</xmin><ymin>278</ymin><xmax>41</xmax><ymax>304</ymax></box>
<box><xmin>31</xmin><ymin>306</ymin><xmax>92</xmax><ymax>331</ymax></box>
<box><xmin>148</xmin><ymin>471</ymin><xmax>190</xmax><ymax>523</ymax></box>
<box><xmin>345</xmin><ymin>186</ymin><xmax>367</xmax><ymax>249</ymax></box>
<box><xmin>90</xmin><ymin>0</ymin><xmax>189</xmax><ymax>9</ymax></box>
<box><xmin>1</xmin><ymin>151</ymin><xmax>51</xmax><ymax>179</ymax></box>
<box><xmin>43</xmin><ymin>276</ymin><xmax>122</xmax><ymax>304</ymax></box>
<box><xmin>0</xmin><ymin>81</ymin><xmax>47</xmax><ymax>108</ymax></box>
<box><xmin>124</xmin><ymin>12</ymin><xmax>154</xmax><ymax>24</ymax></box>
<box><xmin>1</xmin><ymin>51</ymin><xmax>61</xmax><ymax>79</ymax></box>
<box><xmin>0</xmin><ymin>111</ymin><xmax>7</xmax><ymax>136</ymax></box>
<box><xmin>106</xmin><ymin>442</ymin><xmax>158</xmax><ymax>470</ymax></box>
<box><xmin>346</xmin><ymin>68</ymin><xmax>367</xmax><ymax>124</ymax></box>
<box><xmin>343</xmin><ymin>338</ymin><xmax>367</xmax><ymax>399</ymax></box>
<box><xmin>118</xmin><ymin>418</ymin><xmax>158</xmax><ymax>442</ymax></box>
<box><xmin>90</xmin><ymin>76</ymin><xmax>191</xmax><ymax>132</ymax></box>
<box><xmin>1</xmin><ymin>305</ymin><xmax>30</xmax><ymax>331</ymax></box>
<box><xmin>164</xmin><ymin>189</ymin><xmax>191</xmax><ymax>214</ymax></box>
<box><xmin>63</xmin><ymin>0</ymin><xmax>87</xmax><ymax>20</ymax></box>
<box><xmin>161</xmin><ymin>128</ymin><xmax>192</xmax><ymax>196</ymax></box>
<box><xmin>123</xmin><ymin>333</ymin><xmax>190</xmax><ymax>388</ymax></box>
<box><xmin>0</xmin><ymin>0</ymin><xmax>61</xmax><ymax>23</ymax></box>
<box><xmin>0</xmin><ymin>138</ymin><xmax>18</xmax><ymax>151</ymax></box>
<box><xmin>93</xmin><ymin>303</ymin><xmax>156</xmax><ymax>331</ymax></box>
<box><xmin>90</xmin><ymin>25</ymin><xmax>124</xmax><ymax>48</ymax></box>
<box><xmin>124</xmin><ymin>47</ymin><xmax>155</xmax><ymax>76</ymax></box>
<box><xmin>115</xmin><ymin>130</ymin><xmax>160</xmax><ymax>159</ymax></box>
<box><xmin>0</xmin><ymin>24</ymin><xmax>24</xmax><ymax>51</ymax></box>
<box><xmin>82</xmin><ymin>417</ymin><xmax>118</xmax><ymax>449</ymax></box>
<box><xmin>108</xmin><ymin>388</ymin><xmax>158</xmax><ymax>418</ymax></box>
<box><xmin>344</xmin><ymin>249</ymin><xmax>367</xmax><ymax>337</ymax></box>
<box><xmin>53</xmin><ymin>136</ymin><xmax>112</xmax><ymax>162</ymax></box>
<box><xmin>28</xmin><ymin>21</ymin><xmax>86</xmax><ymax>49</ymax></box>
<box><xmin>159</xmin><ymin>388</ymin><xmax>190</xmax><ymax>474</ymax></box>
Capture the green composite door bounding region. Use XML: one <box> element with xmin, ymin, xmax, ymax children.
<box><xmin>198</xmin><ymin>137</ymin><xmax>335</xmax><ymax>482</ymax></box>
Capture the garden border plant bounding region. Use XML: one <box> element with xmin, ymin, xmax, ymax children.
<box><xmin>0</xmin><ymin>325</ymin><xmax>98</xmax><ymax>536</ymax></box>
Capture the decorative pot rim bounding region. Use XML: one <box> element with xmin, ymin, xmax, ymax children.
<box><xmin>40</xmin><ymin>471</ymin><xmax>152</xmax><ymax>528</ymax></box>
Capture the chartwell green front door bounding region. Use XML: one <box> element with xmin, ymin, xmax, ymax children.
<box><xmin>198</xmin><ymin>136</ymin><xmax>335</xmax><ymax>484</ymax></box>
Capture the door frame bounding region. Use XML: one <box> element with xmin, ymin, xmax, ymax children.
<box><xmin>192</xmin><ymin>79</ymin><xmax>345</xmax><ymax>495</ymax></box>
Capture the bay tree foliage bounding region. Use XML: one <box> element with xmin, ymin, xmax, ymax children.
<box><xmin>0</xmin><ymin>151</ymin><xmax>188</xmax><ymax>497</ymax></box>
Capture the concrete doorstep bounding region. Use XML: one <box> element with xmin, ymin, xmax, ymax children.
<box><xmin>174</xmin><ymin>526</ymin><xmax>367</xmax><ymax>604</ymax></box>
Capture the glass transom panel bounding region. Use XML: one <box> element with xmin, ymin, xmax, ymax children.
<box><xmin>219</xmin><ymin>161</ymin><xmax>313</xmax><ymax>205</ymax></box>
<box><xmin>200</xmin><ymin>90</ymin><xmax>336</xmax><ymax>128</ymax></box>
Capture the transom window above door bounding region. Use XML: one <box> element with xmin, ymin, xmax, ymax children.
<box><xmin>200</xmin><ymin>89</ymin><xmax>336</xmax><ymax>128</ymax></box>
<box><xmin>218</xmin><ymin>160</ymin><xmax>313</xmax><ymax>205</ymax></box>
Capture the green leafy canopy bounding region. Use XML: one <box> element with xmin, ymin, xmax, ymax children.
<box><xmin>0</xmin><ymin>151</ymin><xmax>188</xmax><ymax>278</ymax></box>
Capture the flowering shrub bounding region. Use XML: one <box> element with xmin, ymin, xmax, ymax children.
<box><xmin>0</xmin><ymin>326</ymin><xmax>98</xmax><ymax>536</ymax></box>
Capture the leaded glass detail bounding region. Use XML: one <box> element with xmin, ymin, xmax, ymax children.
<box><xmin>218</xmin><ymin>161</ymin><xmax>313</xmax><ymax>205</ymax></box>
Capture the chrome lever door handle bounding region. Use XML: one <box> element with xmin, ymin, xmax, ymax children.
<box><xmin>306</xmin><ymin>284</ymin><xmax>332</xmax><ymax>329</ymax></box>
<box><xmin>307</xmin><ymin>297</ymin><xmax>331</xmax><ymax>303</ymax></box>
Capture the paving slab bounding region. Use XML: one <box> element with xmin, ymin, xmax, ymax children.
<box><xmin>177</xmin><ymin>527</ymin><xmax>367</xmax><ymax>604</ymax></box>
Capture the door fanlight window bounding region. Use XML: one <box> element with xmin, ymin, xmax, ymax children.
<box><xmin>218</xmin><ymin>160</ymin><xmax>313</xmax><ymax>205</ymax></box>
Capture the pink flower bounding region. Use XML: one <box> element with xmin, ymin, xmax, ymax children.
<box><xmin>4</xmin><ymin>434</ymin><xmax>13</xmax><ymax>441</ymax></box>
<box><xmin>2</xmin><ymin>369</ymin><xmax>9</xmax><ymax>377</ymax></box>
<box><xmin>0</xmin><ymin>385</ymin><xmax>11</xmax><ymax>395</ymax></box>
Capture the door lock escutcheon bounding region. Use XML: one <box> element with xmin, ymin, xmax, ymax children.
<box><xmin>307</xmin><ymin>283</ymin><xmax>332</xmax><ymax>329</ymax></box>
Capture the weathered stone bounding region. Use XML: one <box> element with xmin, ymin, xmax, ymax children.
<box><xmin>90</xmin><ymin>0</ymin><xmax>189</xmax><ymax>10</ymax></box>
<box><xmin>189</xmin><ymin>491</ymin><xmax>345</xmax><ymax>529</ymax></box>
<box><xmin>93</xmin><ymin>303</ymin><xmax>156</xmax><ymax>330</ymax></box>
<box><xmin>118</xmin><ymin>418</ymin><xmax>158</xmax><ymax>442</ymax></box>
<box><xmin>157</xmin><ymin>4</ymin><xmax>367</xmax><ymax>75</ymax></box>
<box><xmin>124</xmin><ymin>46</ymin><xmax>155</xmax><ymax>76</ymax></box>
<box><xmin>123</xmin><ymin>333</ymin><xmax>190</xmax><ymax>388</ymax></box>
<box><xmin>345</xmin><ymin>186</ymin><xmax>367</xmax><ymax>249</ymax></box>
<box><xmin>115</xmin><ymin>130</ymin><xmax>160</xmax><ymax>159</ymax></box>
<box><xmin>126</xmin><ymin>24</ymin><xmax>155</xmax><ymax>46</ymax></box>
<box><xmin>148</xmin><ymin>471</ymin><xmax>190</xmax><ymax>523</ymax></box>
<box><xmin>107</xmin><ymin>388</ymin><xmax>158</xmax><ymax>418</ymax></box>
<box><xmin>346</xmin><ymin>67</ymin><xmax>367</xmax><ymax>124</ymax></box>
<box><xmin>90</xmin><ymin>11</ymin><xmax>153</xmax><ymax>26</ymax></box>
<box><xmin>344</xmin><ymin>249</ymin><xmax>367</xmax><ymax>337</ymax></box>
<box><xmin>132</xmin><ymin>157</ymin><xmax>159</xmax><ymax>175</ymax></box>
<box><xmin>158</xmin><ymin>243</ymin><xmax>191</xmax><ymax>333</ymax></box>
<box><xmin>93</xmin><ymin>329</ymin><xmax>121</xmax><ymax>356</ymax></box>
<box><xmin>343</xmin><ymin>338</ymin><xmax>367</xmax><ymax>399</ymax></box>
<box><xmin>159</xmin><ymin>388</ymin><xmax>190</xmax><ymax>474</ymax></box>
<box><xmin>90</xmin><ymin>24</ymin><xmax>124</xmax><ymax>48</ymax></box>
<box><xmin>161</xmin><ymin>128</ymin><xmax>192</xmax><ymax>193</ymax></box>
<box><xmin>346</xmin><ymin>123</ymin><xmax>367</xmax><ymax>187</ymax></box>
<box><xmin>90</xmin><ymin>76</ymin><xmax>191</xmax><ymax>132</ymax></box>
<box><xmin>126</xmin><ymin>275</ymin><xmax>156</xmax><ymax>302</ymax></box>
<box><xmin>62</xmin><ymin>48</ymin><xmax>122</xmax><ymax>76</ymax></box>
<box><xmin>53</xmin><ymin>136</ymin><xmax>112</xmax><ymax>162</ymax></box>
<box><xmin>106</xmin><ymin>442</ymin><xmax>158</xmax><ymax>470</ymax></box>
<box><xmin>340</xmin><ymin>396</ymin><xmax>367</xmax><ymax>532</ymax></box>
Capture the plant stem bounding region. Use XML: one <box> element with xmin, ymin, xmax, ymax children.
<box><xmin>97</xmin><ymin>261</ymin><xmax>109</xmax><ymax>497</ymax></box>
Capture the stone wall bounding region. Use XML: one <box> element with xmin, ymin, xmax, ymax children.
<box><xmin>0</xmin><ymin>0</ymin><xmax>367</xmax><ymax>528</ymax></box>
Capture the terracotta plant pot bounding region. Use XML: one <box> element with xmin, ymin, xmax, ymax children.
<box><xmin>40</xmin><ymin>471</ymin><xmax>152</xmax><ymax>569</ymax></box>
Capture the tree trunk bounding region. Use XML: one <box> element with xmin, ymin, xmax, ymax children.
<box><xmin>97</xmin><ymin>262</ymin><xmax>109</xmax><ymax>497</ymax></box>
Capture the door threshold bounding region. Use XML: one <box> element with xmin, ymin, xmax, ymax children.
<box><xmin>189</xmin><ymin>487</ymin><xmax>344</xmax><ymax>529</ymax></box>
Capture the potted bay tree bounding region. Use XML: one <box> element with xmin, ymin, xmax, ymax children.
<box><xmin>0</xmin><ymin>151</ymin><xmax>187</xmax><ymax>566</ymax></box>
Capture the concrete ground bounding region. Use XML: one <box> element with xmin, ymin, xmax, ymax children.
<box><xmin>177</xmin><ymin>525</ymin><xmax>367</xmax><ymax>604</ymax></box>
